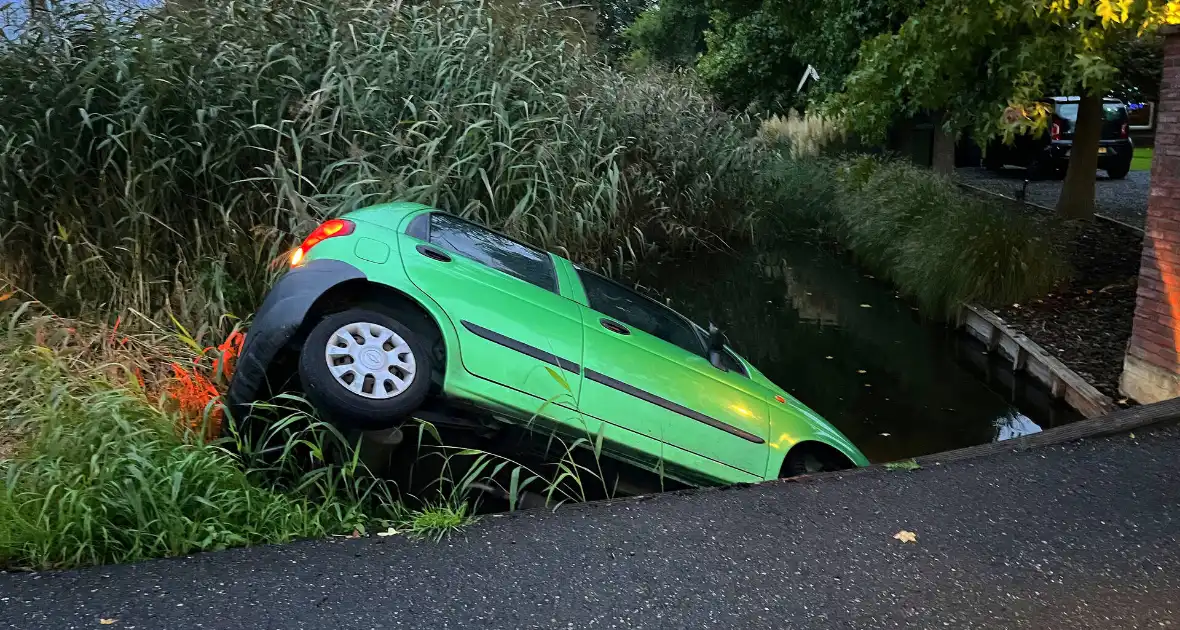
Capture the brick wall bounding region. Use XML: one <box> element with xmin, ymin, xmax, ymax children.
<box><xmin>1120</xmin><ymin>26</ymin><xmax>1180</xmax><ymax>403</ymax></box>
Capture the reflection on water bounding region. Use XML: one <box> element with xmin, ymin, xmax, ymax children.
<box><xmin>642</xmin><ymin>237</ymin><xmax>1079</xmax><ymax>463</ymax></box>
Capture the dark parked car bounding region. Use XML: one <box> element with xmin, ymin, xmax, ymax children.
<box><xmin>984</xmin><ymin>96</ymin><xmax>1134</xmax><ymax>179</ymax></box>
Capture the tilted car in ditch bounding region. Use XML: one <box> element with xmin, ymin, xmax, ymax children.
<box><xmin>227</xmin><ymin>202</ymin><xmax>869</xmax><ymax>486</ymax></box>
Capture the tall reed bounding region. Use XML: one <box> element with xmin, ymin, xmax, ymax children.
<box><xmin>0</xmin><ymin>0</ymin><xmax>763</xmax><ymax>330</ymax></box>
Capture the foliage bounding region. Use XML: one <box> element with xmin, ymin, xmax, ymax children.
<box><xmin>830</xmin><ymin>0</ymin><xmax>1177</xmax><ymax>144</ymax></box>
<box><xmin>827</xmin><ymin>0</ymin><xmax>1176</xmax><ymax>218</ymax></box>
<box><xmin>1109</xmin><ymin>33</ymin><xmax>1166</xmax><ymax>102</ymax></box>
<box><xmin>627</xmin><ymin>0</ymin><xmax>913</xmax><ymax>110</ymax></box>
<box><xmin>0</xmin><ymin>0</ymin><xmax>764</xmax><ymax>332</ymax></box>
<box><xmin>696</xmin><ymin>9</ymin><xmax>804</xmax><ymax>110</ymax></box>
<box><xmin>623</xmin><ymin>0</ymin><xmax>711</xmax><ymax>68</ymax></box>
<box><xmin>765</xmin><ymin>156</ymin><xmax>1067</xmax><ymax>314</ymax></box>
<box><xmin>758</xmin><ymin>111</ymin><xmax>846</xmax><ymax>159</ymax></box>
<box><xmin>592</xmin><ymin>0</ymin><xmax>654</xmax><ymax>61</ymax></box>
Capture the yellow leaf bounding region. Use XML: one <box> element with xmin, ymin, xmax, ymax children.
<box><xmin>0</xmin><ymin>292</ymin><xmax>12</xmax><ymax>302</ymax></box>
<box><xmin>856</xmin><ymin>369</ymin><xmax>867</xmax><ymax>374</ymax></box>
<box><xmin>544</xmin><ymin>366</ymin><xmax>571</xmax><ymax>393</ymax></box>
<box><xmin>893</xmin><ymin>530</ymin><xmax>917</xmax><ymax>544</ymax></box>
<box><xmin>100</xmin><ymin>620</ymin><xmax>116</xmax><ymax>625</ymax></box>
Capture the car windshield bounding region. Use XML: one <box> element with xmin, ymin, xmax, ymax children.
<box><xmin>1055</xmin><ymin>102</ymin><xmax>1128</xmax><ymax>122</ymax></box>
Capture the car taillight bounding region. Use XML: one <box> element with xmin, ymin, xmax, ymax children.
<box><xmin>1050</xmin><ymin>122</ymin><xmax>1061</xmax><ymax>141</ymax></box>
<box><xmin>289</xmin><ymin>219</ymin><xmax>355</xmax><ymax>267</ymax></box>
<box><xmin>1120</xmin><ymin>123</ymin><xmax>1128</xmax><ymax>139</ymax></box>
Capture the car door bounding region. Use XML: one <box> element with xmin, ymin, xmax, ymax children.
<box><xmin>400</xmin><ymin>212</ymin><xmax>583</xmax><ymax>407</ymax></box>
<box><xmin>573</xmin><ymin>267</ymin><xmax>770</xmax><ymax>477</ymax></box>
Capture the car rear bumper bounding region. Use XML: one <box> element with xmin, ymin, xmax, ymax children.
<box><xmin>1045</xmin><ymin>139</ymin><xmax>1133</xmax><ymax>166</ymax></box>
<box><xmin>227</xmin><ymin>259</ymin><xmax>366</xmax><ymax>419</ymax></box>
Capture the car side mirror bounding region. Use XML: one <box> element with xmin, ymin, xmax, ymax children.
<box><xmin>706</xmin><ymin>323</ymin><xmax>727</xmax><ymax>371</ymax></box>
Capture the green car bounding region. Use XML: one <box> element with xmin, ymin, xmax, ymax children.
<box><xmin>228</xmin><ymin>202</ymin><xmax>868</xmax><ymax>487</ymax></box>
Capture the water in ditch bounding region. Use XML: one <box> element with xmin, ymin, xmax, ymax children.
<box><xmin>637</xmin><ymin>236</ymin><xmax>1081</xmax><ymax>464</ymax></box>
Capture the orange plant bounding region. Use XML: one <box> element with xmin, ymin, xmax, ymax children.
<box><xmin>165</xmin><ymin>329</ymin><xmax>247</xmax><ymax>440</ymax></box>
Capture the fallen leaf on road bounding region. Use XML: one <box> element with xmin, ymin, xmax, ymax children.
<box><xmin>1130</xmin><ymin>432</ymin><xmax>1136</xmax><ymax>439</ymax></box>
<box><xmin>825</xmin><ymin>356</ymin><xmax>833</xmax><ymax>360</ymax></box>
<box><xmin>880</xmin><ymin>432</ymin><xmax>891</xmax><ymax>437</ymax></box>
<box><xmin>893</xmin><ymin>530</ymin><xmax>917</xmax><ymax>544</ymax></box>
<box><xmin>857</xmin><ymin>369</ymin><xmax>867</xmax><ymax>374</ymax></box>
<box><xmin>377</xmin><ymin>527</ymin><xmax>400</xmax><ymax>537</ymax></box>
<box><xmin>859</xmin><ymin>303</ymin><xmax>872</xmax><ymax>308</ymax></box>
<box><xmin>100</xmin><ymin>620</ymin><xmax>116</xmax><ymax>625</ymax></box>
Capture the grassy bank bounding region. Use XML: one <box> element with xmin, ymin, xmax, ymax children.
<box><xmin>765</xmin><ymin>156</ymin><xmax>1067</xmax><ymax>315</ymax></box>
<box><xmin>0</xmin><ymin>312</ymin><xmax>397</xmax><ymax>569</ymax></box>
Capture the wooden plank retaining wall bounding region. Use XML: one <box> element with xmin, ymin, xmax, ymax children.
<box><xmin>958</xmin><ymin>305</ymin><xmax>1116</xmax><ymax>418</ymax></box>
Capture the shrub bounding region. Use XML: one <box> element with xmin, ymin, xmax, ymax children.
<box><xmin>758</xmin><ymin>110</ymin><xmax>847</xmax><ymax>159</ymax></box>
<box><xmin>769</xmin><ymin>155</ymin><xmax>1066</xmax><ymax>314</ymax></box>
<box><xmin>0</xmin><ymin>0</ymin><xmax>763</xmax><ymax>328</ymax></box>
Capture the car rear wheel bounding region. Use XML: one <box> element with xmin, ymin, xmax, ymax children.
<box><xmin>1105</xmin><ymin>161</ymin><xmax>1131</xmax><ymax>180</ymax></box>
<box><xmin>298</xmin><ymin>308</ymin><xmax>433</xmax><ymax>430</ymax></box>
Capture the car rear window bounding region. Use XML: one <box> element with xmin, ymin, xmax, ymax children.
<box><xmin>427</xmin><ymin>213</ymin><xmax>557</xmax><ymax>292</ymax></box>
<box><xmin>1055</xmin><ymin>102</ymin><xmax>1128</xmax><ymax>122</ymax></box>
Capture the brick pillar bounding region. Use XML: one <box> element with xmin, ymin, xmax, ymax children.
<box><xmin>1120</xmin><ymin>25</ymin><xmax>1180</xmax><ymax>403</ymax></box>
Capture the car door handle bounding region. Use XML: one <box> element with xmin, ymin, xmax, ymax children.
<box><xmin>416</xmin><ymin>244</ymin><xmax>452</xmax><ymax>263</ymax></box>
<box><xmin>600</xmin><ymin>318</ymin><xmax>630</xmax><ymax>335</ymax></box>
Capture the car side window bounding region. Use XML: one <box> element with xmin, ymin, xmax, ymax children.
<box><xmin>577</xmin><ymin>269</ymin><xmax>706</xmax><ymax>357</ymax></box>
<box><xmin>427</xmin><ymin>213</ymin><xmax>557</xmax><ymax>292</ymax></box>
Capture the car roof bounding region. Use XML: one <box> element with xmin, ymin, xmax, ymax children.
<box><xmin>1044</xmin><ymin>96</ymin><xmax>1124</xmax><ymax>104</ymax></box>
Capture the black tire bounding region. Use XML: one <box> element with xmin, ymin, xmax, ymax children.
<box><xmin>1105</xmin><ymin>161</ymin><xmax>1131</xmax><ymax>180</ymax></box>
<box><xmin>298</xmin><ymin>308</ymin><xmax>433</xmax><ymax>430</ymax></box>
<box><xmin>780</xmin><ymin>445</ymin><xmax>852</xmax><ymax>478</ymax></box>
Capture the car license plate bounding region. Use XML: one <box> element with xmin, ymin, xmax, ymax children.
<box><xmin>1067</xmin><ymin>148</ymin><xmax>1109</xmax><ymax>157</ymax></box>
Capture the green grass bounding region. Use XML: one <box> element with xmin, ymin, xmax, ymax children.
<box><xmin>397</xmin><ymin>503</ymin><xmax>473</xmax><ymax>543</ymax></box>
<box><xmin>0</xmin><ymin>355</ymin><xmax>389</xmax><ymax>570</ymax></box>
<box><xmin>884</xmin><ymin>459</ymin><xmax>921</xmax><ymax>472</ymax></box>
<box><xmin>1131</xmin><ymin>147</ymin><xmax>1154</xmax><ymax>172</ymax></box>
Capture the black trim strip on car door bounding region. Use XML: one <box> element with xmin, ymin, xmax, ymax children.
<box><xmin>460</xmin><ymin>321</ymin><xmax>580</xmax><ymax>375</ymax></box>
<box><xmin>583</xmin><ymin>368</ymin><xmax>766</xmax><ymax>444</ymax></box>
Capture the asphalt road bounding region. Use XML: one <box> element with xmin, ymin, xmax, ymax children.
<box><xmin>957</xmin><ymin>166</ymin><xmax>1150</xmax><ymax>229</ymax></box>
<box><xmin>3</xmin><ymin>424</ymin><xmax>1179</xmax><ymax>630</ymax></box>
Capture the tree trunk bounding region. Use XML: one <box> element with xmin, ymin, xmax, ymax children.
<box><xmin>1055</xmin><ymin>93</ymin><xmax>1101</xmax><ymax>220</ymax></box>
<box><xmin>931</xmin><ymin>111</ymin><xmax>955</xmax><ymax>175</ymax></box>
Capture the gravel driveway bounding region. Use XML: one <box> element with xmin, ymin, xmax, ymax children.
<box><xmin>957</xmin><ymin>166</ymin><xmax>1150</xmax><ymax>229</ymax></box>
